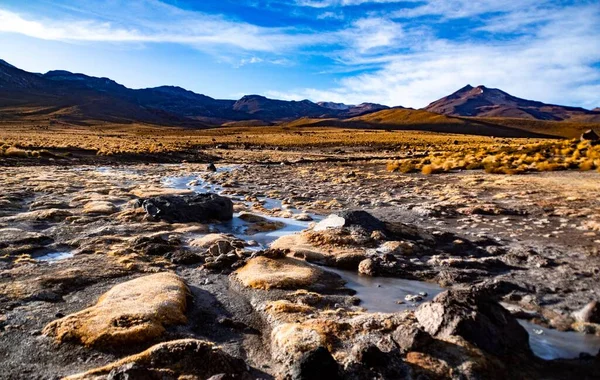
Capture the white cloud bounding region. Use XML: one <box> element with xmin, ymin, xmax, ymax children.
<box><xmin>269</xmin><ymin>4</ymin><xmax>600</xmax><ymax>109</ymax></box>
<box><xmin>0</xmin><ymin>0</ymin><xmax>598</xmax><ymax>108</ymax></box>
<box><xmin>317</xmin><ymin>11</ymin><xmax>345</xmax><ymax>20</ymax></box>
<box><xmin>0</xmin><ymin>6</ymin><xmax>325</xmax><ymax>52</ymax></box>
<box><xmin>295</xmin><ymin>0</ymin><xmax>404</xmax><ymax>8</ymax></box>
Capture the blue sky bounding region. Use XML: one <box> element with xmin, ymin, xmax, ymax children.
<box><xmin>0</xmin><ymin>0</ymin><xmax>599</xmax><ymax>108</ymax></box>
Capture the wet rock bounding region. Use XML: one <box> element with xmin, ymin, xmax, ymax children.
<box><xmin>207</xmin><ymin>163</ymin><xmax>217</xmax><ymax>172</ymax></box>
<box><xmin>138</xmin><ymin>193</ymin><xmax>233</xmax><ymax>223</ymax></box>
<box><xmin>358</xmin><ymin>258</ymin><xmax>376</xmax><ymax>276</ymax></box>
<box><xmin>415</xmin><ymin>287</ymin><xmax>530</xmax><ymax>357</ymax></box>
<box><xmin>573</xmin><ymin>301</ymin><xmax>600</xmax><ymax>324</ymax></box>
<box><xmin>239</xmin><ymin>212</ymin><xmax>285</xmax><ymax>235</ymax></box>
<box><xmin>43</xmin><ymin>273</ymin><xmax>189</xmax><ymax>347</ymax></box>
<box><xmin>65</xmin><ymin>339</ymin><xmax>252</xmax><ymax>380</ymax></box>
<box><xmin>289</xmin><ymin>346</ymin><xmax>342</xmax><ymax>380</ymax></box>
<box><xmin>294</xmin><ymin>213</ymin><xmax>313</xmax><ymax>221</ymax></box>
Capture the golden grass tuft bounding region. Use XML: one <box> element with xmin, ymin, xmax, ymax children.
<box><xmin>387</xmin><ymin>139</ymin><xmax>600</xmax><ymax>176</ymax></box>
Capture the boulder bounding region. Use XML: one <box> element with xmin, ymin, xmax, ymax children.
<box><xmin>43</xmin><ymin>273</ymin><xmax>189</xmax><ymax>347</ymax></box>
<box><xmin>581</xmin><ymin>129</ymin><xmax>599</xmax><ymax>141</ymax></box>
<box><xmin>415</xmin><ymin>287</ymin><xmax>530</xmax><ymax>357</ymax></box>
<box><xmin>138</xmin><ymin>193</ymin><xmax>233</xmax><ymax>223</ymax></box>
<box><xmin>337</xmin><ymin>210</ymin><xmax>386</xmax><ymax>233</ymax></box>
<box><xmin>235</xmin><ymin>256</ymin><xmax>344</xmax><ymax>292</ymax></box>
<box><xmin>64</xmin><ymin>339</ymin><xmax>252</xmax><ymax>380</ymax></box>
<box><xmin>314</xmin><ymin>210</ymin><xmax>385</xmax><ymax>234</ymax></box>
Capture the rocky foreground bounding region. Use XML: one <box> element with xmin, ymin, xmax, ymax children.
<box><xmin>1</xmin><ymin>163</ymin><xmax>599</xmax><ymax>379</ymax></box>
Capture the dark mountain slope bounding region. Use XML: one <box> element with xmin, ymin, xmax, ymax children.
<box><xmin>425</xmin><ymin>85</ymin><xmax>598</xmax><ymax>122</ymax></box>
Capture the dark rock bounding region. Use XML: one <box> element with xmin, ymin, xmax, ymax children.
<box><xmin>581</xmin><ymin>129</ymin><xmax>599</xmax><ymax>141</ymax></box>
<box><xmin>88</xmin><ymin>339</ymin><xmax>252</xmax><ymax>379</ymax></box>
<box><xmin>338</xmin><ymin>210</ymin><xmax>385</xmax><ymax>233</ymax></box>
<box><xmin>130</xmin><ymin>235</ymin><xmax>179</xmax><ymax>256</ymax></box>
<box><xmin>290</xmin><ymin>346</ymin><xmax>342</xmax><ymax>380</ymax></box>
<box><xmin>346</xmin><ymin>343</ymin><xmax>408</xmax><ymax>379</ymax></box>
<box><xmin>28</xmin><ymin>290</ymin><xmax>63</xmax><ymax>302</ymax></box>
<box><xmin>391</xmin><ymin>325</ymin><xmax>433</xmax><ymax>353</ymax></box>
<box><xmin>203</xmin><ymin>253</ymin><xmax>240</xmax><ymax>271</ymax></box>
<box><xmin>167</xmin><ymin>250</ymin><xmax>204</xmax><ymax>265</ymax></box>
<box><xmin>139</xmin><ymin>193</ymin><xmax>233</xmax><ymax>223</ymax></box>
<box><xmin>207</xmin><ymin>163</ymin><xmax>217</xmax><ymax>172</ymax></box>
<box><xmin>415</xmin><ymin>287</ymin><xmax>531</xmax><ymax>357</ymax></box>
<box><xmin>107</xmin><ymin>363</ymin><xmax>166</xmax><ymax>380</ymax></box>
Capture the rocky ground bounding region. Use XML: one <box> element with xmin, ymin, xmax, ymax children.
<box><xmin>1</xmin><ymin>156</ymin><xmax>599</xmax><ymax>379</ymax></box>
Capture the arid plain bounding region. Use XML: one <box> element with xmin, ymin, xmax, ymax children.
<box><xmin>1</xmin><ymin>120</ymin><xmax>600</xmax><ymax>379</ymax></box>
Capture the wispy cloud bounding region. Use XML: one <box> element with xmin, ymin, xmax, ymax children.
<box><xmin>0</xmin><ymin>6</ymin><xmax>324</xmax><ymax>52</ymax></box>
<box><xmin>0</xmin><ymin>0</ymin><xmax>598</xmax><ymax>108</ymax></box>
<box><xmin>270</xmin><ymin>3</ymin><xmax>600</xmax><ymax>108</ymax></box>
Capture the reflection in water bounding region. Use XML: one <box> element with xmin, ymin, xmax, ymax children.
<box><xmin>321</xmin><ymin>266</ymin><xmax>443</xmax><ymax>313</ymax></box>
<box><xmin>211</xmin><ymin>213</ymin><xmax>311</xmax><ymax>250</ymax></box>
<box><xmin>518</xmin><ymin>320</ymin><xmax>600</xmax><ymax>360</ymax></box>
<box><xmin>36</xmin><ymin>251</ymin><xmax>74</xmax><ymax>262</ymax></box>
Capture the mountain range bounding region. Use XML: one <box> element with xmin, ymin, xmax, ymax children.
<box><xmin>0</xmin><ymin>59</ymin><xmax>598</xmax><ymax>137</ymax></box>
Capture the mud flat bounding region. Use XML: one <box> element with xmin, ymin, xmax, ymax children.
<box><xmin>0</xmin><ymin>161</ymin><xmax>599</xmax><ymax>379</ymax></box>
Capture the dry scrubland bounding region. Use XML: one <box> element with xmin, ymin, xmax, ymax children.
<box><xmin>1</xmin><ymin>122</ymin><xmax>599</xmax><ymax>176</ymax></box>
<box><xmin>387</xmin><ymin>139</ymin><xmax>600</xmax><ymax>175</ymax></box>
<box><xmin>0</xmin><ymin>123</ymin><xmax>539</xmax><ymax>156</ymax></box>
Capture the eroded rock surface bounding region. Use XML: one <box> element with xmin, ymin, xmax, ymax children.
<box><xmin>43</xmin><ymin>273</ymin><xmax>189</xmax><ymax>347</ymax></box>
<box><xmin>1</xmin><ymin>163</ymin><xmax>599</xmax><ymax>380</ymax></box>
<box><xmin>415</xmin><ymin>287</ymin><xmax>530</xmax><ymax>357</ymax></box>
<box><xmin>64</xmin><ymin>339</ymin><xmax>252</xmax><ymax>380</ymax></box>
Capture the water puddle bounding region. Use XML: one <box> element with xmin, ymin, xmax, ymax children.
<box><xmin>519</xmin><ymin>320</ymin><xmax>600</xmax><ymax>360</ymax></box>
<box><xmin>321</xmin><ymin>266</ymin><xmax>443</xmax><ymax>312</ymax></box>
<box><xmin>36</xmin><ymin>251</ymin><xmax>74</xmax><ymax>262</ymax></box>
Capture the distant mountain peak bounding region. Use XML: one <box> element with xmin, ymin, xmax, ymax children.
<box><xmin>425</xmin><ymin>84</ymin><xmax>594</xmax><ymax>121</ymax></box>
<box><xmin>0</xmin><ymin>59</ymin><xmax>15</xmax><ymax>69</ymax></box>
